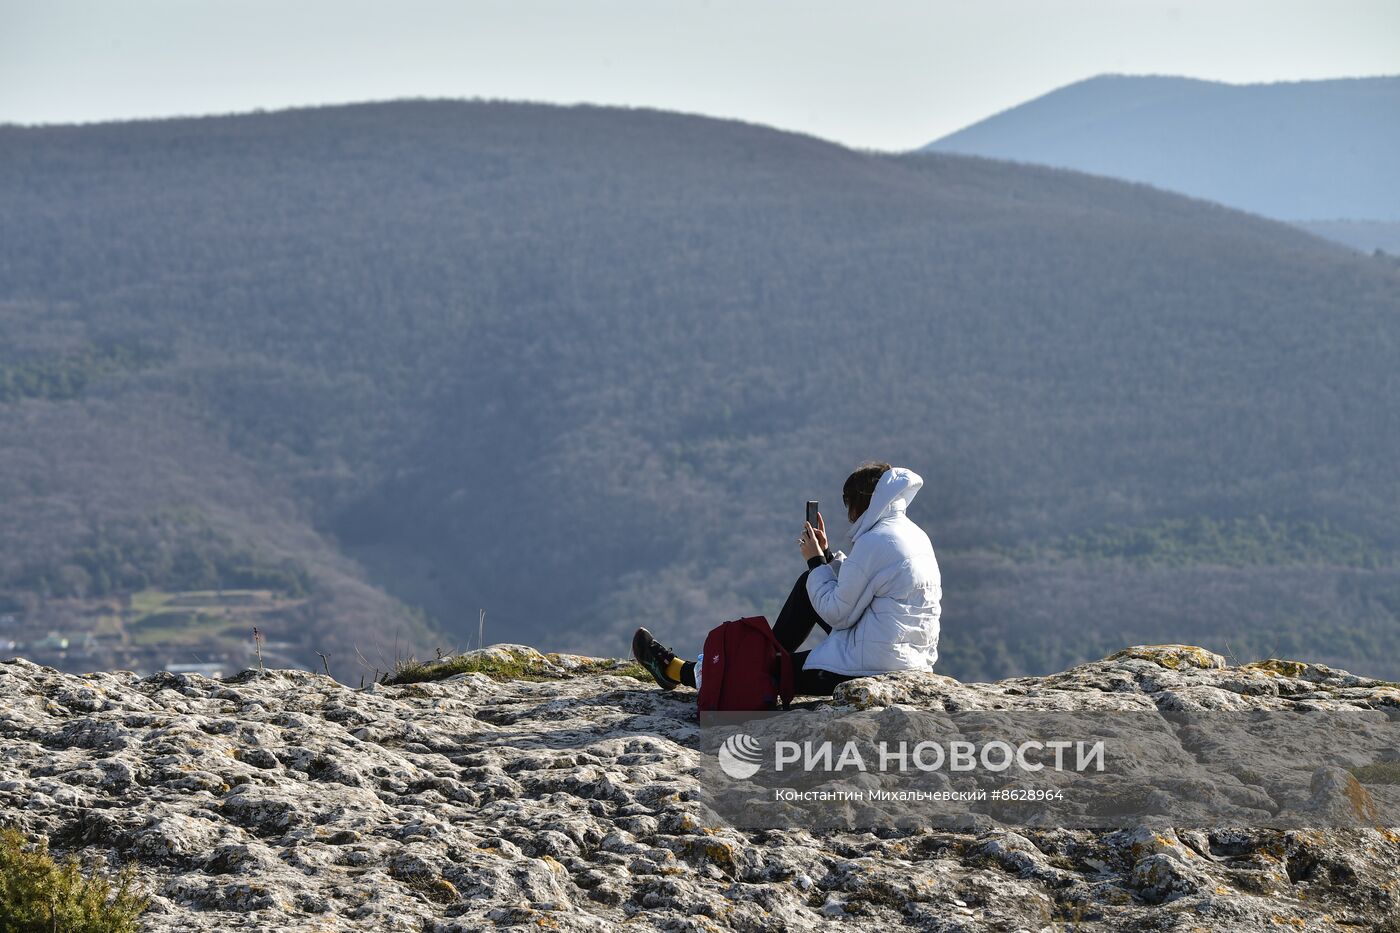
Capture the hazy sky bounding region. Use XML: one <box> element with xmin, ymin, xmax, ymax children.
<box><xmin>2</xmin><ymin>0</ymin><xmax>1396</xmax><ymax>151</ymax></box>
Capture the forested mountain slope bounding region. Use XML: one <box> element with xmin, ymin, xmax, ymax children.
<box><xmin>2</xmin><ymin>100</ymin><xmax>1399</xmax><ymax>681</ymax></box>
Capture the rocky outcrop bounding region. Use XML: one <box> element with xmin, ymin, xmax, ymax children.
<box><xmin>1</xmin><ymin>645</ymin><xmax>1398</xmax><ymax>931</ymax></box>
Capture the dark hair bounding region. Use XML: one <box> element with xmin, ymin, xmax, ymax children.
<box><xmin>842</xmin><ymin>461</ymin><xmax>892</xmax><ymax>519</ymax></box>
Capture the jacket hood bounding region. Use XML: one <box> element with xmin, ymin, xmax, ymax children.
<box><xmin>847</xmin><ymin>466</ymin><xmax>923</xmax><ymax>545</ymax></box>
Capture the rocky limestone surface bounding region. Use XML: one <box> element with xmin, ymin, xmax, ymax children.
<box><xmin>1</xmin><ymin>644</ymin><xmax>1398</xmax><ymax>932</ymax></box>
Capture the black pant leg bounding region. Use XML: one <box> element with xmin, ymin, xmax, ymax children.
<box><xmin>791</xmin><ymin>649</ymin><xmax>860</xmax><ymax>697</ymax></box>
<box><xmin>771</xmin><ymin>570</ymin><xmax>827</xmax><ymax>654</ymax></box>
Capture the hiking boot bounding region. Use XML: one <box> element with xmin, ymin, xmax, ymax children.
<box><xmin>632</xmin><ymin>627</ymin><xmax>679</xmax><ymax>690</ymax></box>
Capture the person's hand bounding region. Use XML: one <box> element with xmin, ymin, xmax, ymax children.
<box><xmin>813</xmin><ymin>511</ymin><xmax>829</xmax><ymax>553</ymax></box>
<box><xmin>799</xmin><ymin>519</ymin><xmax>825</xmax><ymax>562</ymax></box>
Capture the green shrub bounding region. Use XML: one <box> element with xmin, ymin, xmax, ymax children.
<box><xmin>1350</xmin><ymin>761</ymin><xmax>1400</xmax><ymax>785</ymax></box>
<box><xmin>385</xmin><ymin>649</ymin><xmax>651</xmax><ymax>685</ymax></box>
<box><xmin>0</xmin><ymin>827</ymin><xmax>148</xmax><ymax>933</ymax></box>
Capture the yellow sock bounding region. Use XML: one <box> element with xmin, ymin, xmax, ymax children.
<box><xmin>665</xmin><ymin>657</ymin><xmax>685</xmax><ymax>682</ymax></box>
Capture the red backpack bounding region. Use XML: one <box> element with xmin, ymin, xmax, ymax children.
<box><xmin>696</xmin><ymin>616</ymin><xmax>795</xmax><ymax>712</ymax></box>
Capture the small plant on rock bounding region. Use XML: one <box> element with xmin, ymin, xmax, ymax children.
<box><xmin>0</xmin><ymin>826</ymin><xmax>149</xmax><ymax>933</ymax></box>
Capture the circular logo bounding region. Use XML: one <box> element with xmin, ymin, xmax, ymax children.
<box><xmin>717</xmin><ymin>733</ymin><xmax>763</xmax><ymax>779</ymax></box>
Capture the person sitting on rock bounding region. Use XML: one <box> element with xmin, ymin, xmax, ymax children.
<box><xmin>632</xmin><ymin>462</ymin><xmax>942</xmax><ymax>697</ymax></box>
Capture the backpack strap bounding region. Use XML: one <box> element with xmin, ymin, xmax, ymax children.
<box><xmin>737</xmin><ymin>616</ymin><xmax>795</xmax><ymax>711</ymax></box>
<box><xmin>696</xmin><ymin>625</ymin><xmax>724</xmax><ymax>711</ymax></box>
<box><xmin>775</xmin><ymin>645</ymin><xmax>795</xmax><ymax>710</ymax></box>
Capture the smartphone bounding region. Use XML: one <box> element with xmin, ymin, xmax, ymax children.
<box><xmin>805</xmin><ymin>500</ymin><xmax>819</xmax><ymax>528</ymax></box>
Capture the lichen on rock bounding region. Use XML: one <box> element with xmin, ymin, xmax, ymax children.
<box><xmin>1</xmin><ymin>646</ymin><xmax>1398</xmax><ymax>931</ymax></box>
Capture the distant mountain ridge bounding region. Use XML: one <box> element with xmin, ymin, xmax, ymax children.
<box><xmin>2</xmin><ymin>99</ymin><xmax>1400</xmax><ymax>683</ymax></box>
<box><xmin>923</xmin><ymin>74</ymin><xmax>1400</xmax><ymax>245</ymax></box>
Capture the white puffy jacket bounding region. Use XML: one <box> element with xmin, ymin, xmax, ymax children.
<box><xmin>804</xmin><ymin>467</ymin><xmax>942</xmax><ymax>676</ymax></box>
